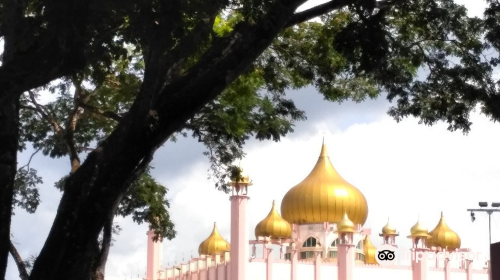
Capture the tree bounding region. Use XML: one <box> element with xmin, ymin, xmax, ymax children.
<box><xmin>1</xmin><ymin>0</ymin><xmax>499</xmax><ymax>279</ymax></box>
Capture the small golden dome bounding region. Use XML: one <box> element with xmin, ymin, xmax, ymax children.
<box><xmin>408</xmin><ymin>217</ymin><xmax>430</xmax><ymax>238</ymax></box>
<box><xmin>336</xmin><ymin>212</ymin><xmax>355</xmax><ymax>233</ymax></box>
<box><xmin>427</xmin><ymin>212</ymin><xmax>461</xmax><ymax>250</ymax></box>
<box><xmin>281</xmin><ymin>142</ymin><xmax>368</xmax><ymax>225</ymax></box>
<box><xmin>381</xmin><ymin>218</ymin><xmax>397</xmax><ymax>235</ymax></box>
<box><xmin>229</xmin><ymin>165</ymin><xmax>252</xmax><ymax>186</ymax></box>
<box><xmin>363</xmin><ymin>235</ymin><xmax>378</xmax><ymax>264</ymax></box>
<box><xmin>198</xmin><ymin>223</ymin><xmax>231</xmax><ymax>256</ymax></box>
<box><xmin>255</xmin><ymin>200</ymin><xmax>292</xmax><ymax>239</ymax></box>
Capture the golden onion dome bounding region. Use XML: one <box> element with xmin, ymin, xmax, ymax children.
<box><xmin>427</xmin><ymin>212</ymin><xmax>461</xmax><ymax>250</ymax></box>
<box><xmin>281</xmin><ymin>142</ymin><xmax>368</xmax><ymax>225</ymax></box>
<box><xmin>363</xmin><ymin>235</ymin><xmax>378</xmax><ymax>264</ymax></box>
<box><xmin>255</xmin><ymin>200</ymin><xmax>292</xmax><ymax>239</ymax></box>
<box><xmin>198</xmin><ymin>223</ymin><xmax>231</xmax><ymax>256</ymax></box>
<box><xmin>408</xmin><ymin>217</ymin><xmax>430</xmax><ymax>238</ymax></box>
<box><xmin>381</xmin><ymin>218</ymin><xmax>397</xmax><ymax>235</ymax></box>
<box><xmin>229</xmin><ymin>165</ymin><xmax>252</xmax><ymax>186</ymax></box>
<box><xmin>336</xmin><ymin>212</ymin><xmax>355</xmax><ymax>233</ymax></box>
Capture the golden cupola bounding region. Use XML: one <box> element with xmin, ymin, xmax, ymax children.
<box><xmin>336</xmin><ymin>212</ymin><xmax>356</xmax><ymax>233</ymax></box>
<box><xmin>408</xmin><ymin>217</ymin><xmax>430</xmax><ymax>238</ymax></box>
<box><xmin>198</xmin><ymin>223</ymin><xmax>231</xmax><ymax>256</ymax></box>
<box><xmin>281</xmin><ymin>142</ymin><xmax>368</xmax><ymax>225</ymax></box>
<box><xmin>255</xmin><ymin>200</ymin><xmax>292</xmax><ymax>239</ymax></box>
<box><xmin>427</xmin><ymin>212</ymin><xmax>461</xmax><ymax>250</ymax></box>
<box><xmin>363</xmin><ymin>235</ymin><xmax>378</xmax><ymax>264</ymax></box>
<box><xmin>381</xmin><ymin>218</ymin><xmax>397</xmax><ymax>235</ymax></box>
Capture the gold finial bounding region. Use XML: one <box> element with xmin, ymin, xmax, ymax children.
<box><xmin>320</xmin><ymin>141</ymin><xmax>329</xmax><ymax>158</ymax></box>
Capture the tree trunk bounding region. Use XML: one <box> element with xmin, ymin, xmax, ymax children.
<box><xmin>28</xmin><ymin>1</ymin><xmax>306</xmax><ymax>279</ymax></box>
<box><xmin>92</xmin><ymin>217</ymin><xmax>113</xmax><ymax>280</ymax></box>
<box><xmin>9</xmin><ymin>240</ymin><xmax>30</xmax><ymax>280</ymax></box>
<box><xmin>0</xmin><ymin>95</ymin><xmax>20</xmax><ymax>278</ymax></box>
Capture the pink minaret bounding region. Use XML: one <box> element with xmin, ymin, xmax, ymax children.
<box><xmin>146</xmin><ymin>229</ymin><xmax>163</xmax><ymax>280</ymax></box>
<box><xmin>336</xmin><ymin>212</ymin><xmax>355</xmax><ymax>280</ymax></box>
<box><xmin>408</xmin><ymin>217</ymin><xmax>429</xmax><ymax>280</ymax></box>
<box><xmin>229</xmin><ymin>167</ymin><xmax>252</xmax><ymax>280</ymax></box>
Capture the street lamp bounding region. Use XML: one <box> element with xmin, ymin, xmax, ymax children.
<box><xmin>468</xmin><ymin>202</ymin><xmax>500</xmax><ymax>280</ymax></box>
<box><xmin>467</xmin><ymin>202</ymin><xmax>500</xmax><ymax>245</ymax></box>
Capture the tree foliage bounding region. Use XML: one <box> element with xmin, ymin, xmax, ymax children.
<box><xmin>1</xmin><ymin>0</ymin><xmax>500</xmax><ymax>279</ymax></box>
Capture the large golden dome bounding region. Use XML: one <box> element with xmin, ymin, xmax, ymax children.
<box><xmin>427</xmin><ymin>212</ymin><xmax>461</xmax><ymax>250</ymax></box>
<box><xmin>281</xmin><ymin>142</ymin><xmax>368</xmax><ymax>225</ymax></box>
<box><xmin>255</xmin><ymin>200</ymin><xmax>292</xmax><ymax>239</ymax></box>
<box><xmin>198</xmin><ymin>223</ymin><xmax>231</xmax><ymax>256</ymax></box>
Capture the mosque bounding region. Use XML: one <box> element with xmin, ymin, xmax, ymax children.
<box><xmin>144</xmin><ymin>142</ymin><xmax>491</xmax><ymax>280</ymax></box>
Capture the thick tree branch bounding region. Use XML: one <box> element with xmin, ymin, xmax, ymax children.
<box><xmin>92</xmin><ymin>217</ymin><xmax>113</xmax><ymax>280</ymax></box>
<box><xmin>285</xmin><ymin>0</ymin><xmax>351</xmax><ymax>28</ymax></box>
<box><xmin>66</xmin><ymin>83</ymin><xmax>84</xmax><ymax>174</ymax></box>
<box><xmin>0</xmin><ymin>0</ymin><xmax>94</xmax><ymax>107</ymax></box>
<box><xmin>163</xmin><ymin>5</ymin><xmax>222</xmax><ymax>84</ymax></box>
<box><xmin>9</xmin><ymin>241</ymin><xmax>29</xmax><ymax>280</ymax></box>
<box><xmin>2</xmin><ymin>0</ymin><xmax>25</xmax><ymax>63</ymax></box>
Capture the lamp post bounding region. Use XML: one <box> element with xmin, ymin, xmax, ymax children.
<box><xmin>467</xmin><ymin>202</ymin><xmax>500</xmax><ymax>246</ymax></box>
<box><xmin>467</xmin><ymin>202</ymin><xmax>500</xmax><ymax>280</ymax></box>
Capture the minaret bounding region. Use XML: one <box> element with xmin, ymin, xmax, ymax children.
<box><xmin>146</xmin><ymin>229</ymin><xmax>163</xmax><ymax>280</ymax></box>
<box><xmin>336</xmin><ymin>212</ymin><xmax>355</xmax><ymax>280</ymax></box>
<box><xmin>407</xmin><ymin>217</ymin><xmax>430</xmax><ymax>280</ymax></box>
<box><xmin>380</xmin><ymin>218</ymin><xmax>399</xmax><ymax>246</ymax></box>
<box><xmin>229</xmin><ymin>166</ymin><xmax>252</xmax><ymax>280</ymax></box>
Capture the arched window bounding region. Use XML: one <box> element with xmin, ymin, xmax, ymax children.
<box><xmin>303</xmin><ymin>237</ymin><xmax>321</xmax><ymax>248</ymax></box>
<box><xmin>356</xmin><ymin>241</ymin><xmax>363</xmax><ymax>250</ymax></box>
<box><xmin>356</xmin><ymin>252</ymin><xmax>365</xmax><ymax>261</ymax></box>
<box><xmin>331</xmin><ymin>238</ymin><xmax>340</xmax><ymax>247</ymax></box>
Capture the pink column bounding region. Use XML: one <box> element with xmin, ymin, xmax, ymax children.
<box><xmin>230</xmin><ymin>195</ymin><xmax>249</xmax><ymax>280</ymax></box>
<box><xmin>263</xmin><ymin>243</ymin><xmax>268</xmax><ymax>259</ymax></box>
<box><xmin>444</xmin><ymin>257</ymin><xmax>450</xmax><ymax>280</ymax></box>
<box><xmin>411</xmin><ymin>248</ymin><xmax>428</xmax><ymax>280</ymax></box>
<box><xmin>266</xmin><ymin>247</ymin><xmax>273</xmax><ymax>280</ymax></box>
<box><xmin>337</xmin><ymin>244</ymin><xmax>354</xmax><ymax>280</ymax></box>
<box><xmin>147</xmin><ymin>230</ymin><xmax>162</xmax><ymax>280</ymax></box>
<box><xmin>466</xmin><ymin>260</ymin><xmax>473</xmax><ymax>280</ymax></box>
<box><xmin>314</xmin><ymin>251</ymin><xmax>322</xmax><ymax>280</ymax></box>
<box><xmin>290</xmin><ymin>248</ymin><xmax>298</xmax><ymax>280</ymax></box>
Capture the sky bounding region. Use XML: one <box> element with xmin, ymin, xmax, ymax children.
<box><xmin>5</xmin><ymin>0</ymin><xmax>499</xmax><ymax>279</ymax></box>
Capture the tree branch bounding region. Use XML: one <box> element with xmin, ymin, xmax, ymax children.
<box><xmin>18</xmin><ymin>147</ymin><xmax>42</xmax><ymax>171</ymax></box>
<box><xmin>9</xmin><ymin>240</ymin><xmax>29</xmax><ymax>280</ymax></box>
<box><xmin>27</xmin><ymin>91</ymin><xmax>64</xmax><ymax>136</ymax></box>
<box><xmin>79</xmin><ymin>103</ymin><xmax>122</xmax><ymax>122</ymax></box>
<box><xmin>65</xmin><ymin>82</ymin><xmax>84</xmax><ymax>174</ymax></box>
<box><xmin>285</xmin><ymin>0</ymin><xmax>352</xmax><ymax>28</ymax></box>
<box><xmin>92</xmin><ymin>217</ymin><xmax>113</xmax><ymax>280</ymax></box>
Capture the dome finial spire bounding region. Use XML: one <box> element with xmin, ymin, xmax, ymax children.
<box><xmin>320</xmin><ymin>139</ymin><xmax>329</xmax><ymax>158</ymax></box>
